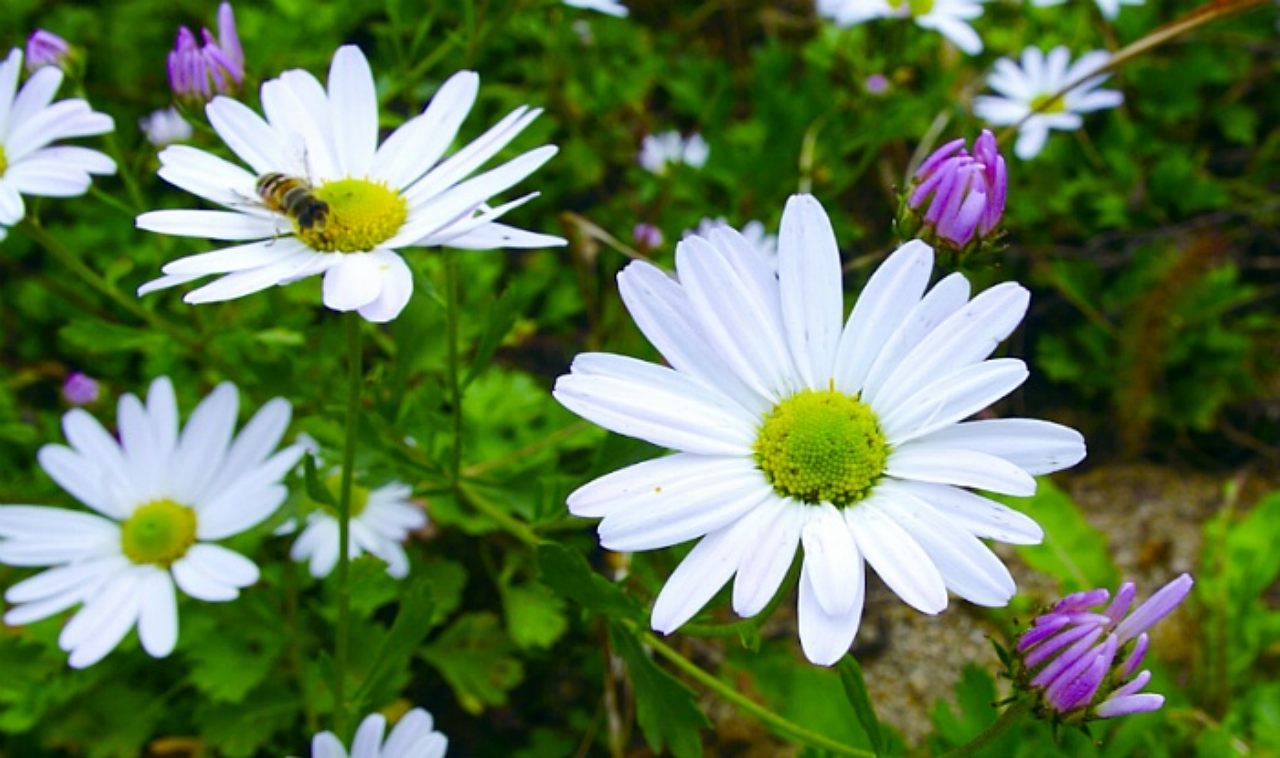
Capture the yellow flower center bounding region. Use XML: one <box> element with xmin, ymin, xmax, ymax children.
<box><xmin>299</xmin><ymin>178</ymin><xmax>408</xmax><ymax>253</ymax></box>
<box><xmin>753</xmin><ymin>388</ymin><xmax>888</xmax><ymax>507</ymax></box>
<box><xmin>887</xmin><ymin>0</ymin><xmax>935</xmax><ymax>15</ymax></box>
<box><xmin>0</xmin><ymin>145</ymin><xmax>8</xmax><ymax>176</ymax></box>
<box><xmin>120</xmin><ymin>499</ymin><xmax>198</xmax><ymax>567</ymax></box>
<box><xmin>1030</xmin><ymin>93</ymin><xmax>1068</xmax><ymax>115</ymax></box>
<box><xmin>314</xmin><ymin>473</ymin><xmax>371</xmax><ymax>519</ymax></box>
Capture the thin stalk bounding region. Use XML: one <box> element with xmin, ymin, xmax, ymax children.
<box><xmin>444</xmin><ymin>247</ymin><xmax>464</xmax><ymax>485</ymax></box>
<box><xmin>641</xmin><ymin>630</ymin><xmax>877</xmax><ymax>757</ymax></box>
<box><xmin>937</xmin><ymin>697</ymin><xmax>1033</xmax><ymax>758</ymax></box>
<box><xmin>456</xmin><ymin>480</ymin><xmax>542</xmax><ymax>548</ymax></box>
<box><xmin>333</xmin><ymin>312</ymin><xmax>364</xmax><ymax>738</ymax></box>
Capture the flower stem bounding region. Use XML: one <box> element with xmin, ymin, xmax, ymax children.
<box><xmin>333</xmin><ymin>312</ymin><xmax>363</xmax><ymax>737</ymax></box>
<box><xmin>444</xmin><ymin>247</ymin><xmax>464</xmax><ymax>485</ymax></box>
<box><xmin>937</xmin><ymin>697</ymin><xmax>1033</xmax><ymax>758</ymax></box>
<box><xmin>640</xmin><ymin>630</ymin><xmax>877</xmax><ymax>757</ymax></box>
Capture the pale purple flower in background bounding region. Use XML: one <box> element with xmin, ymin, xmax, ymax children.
<box><xmin>905</xmin><ymin>130</ymin><xmax>1006</xmax><ymax>250</ymax></box>
<box><xmin>62</xmin><ymin>372</ymin><xmax>100</xmax><ymax>406</ymax></box>
<box><xmin>0</xmin><ymin>48</ymin><xmax>116</xmax><ymax>242</ymax></box>
<box><xmin>818</xmin><ymin>0</ymin><xmax>986</xmax><ymax>55</ymax></box>
<box><xmin>973</xmin><ymin>46</ymin><xmax>1123</xmax><ymax>160</ymax></box>
<box><xmin>639</xmin><ymin>131</ymin><xmax>709</xmax><ymax>175</ymax></box>
<box><xmin>691</xmin><ymin>217</ymin><xmax>777</xmax><ymax>268</ymax></box>
<box><xmin>1017</xmin><ymin>574</ymin><xmax>1193</xmax><ymax>720</ymax></box>
<box><xmin>633</xmin><ymin>222</ymin><xmax>664</xmax><ymax>250</ymax></box>
<box><xmin>167</xmin><ymin>2</ymin><xmax>245</xmax><ymax>105</ymax></box>
<box><xmin>139</xmin><ymin>107</ymin><xmax>194</xmax><ymax>147</ymax></box>
<box><xmin>25</xmin><ymin>31</ymin><xmax>72</xmax><ymax>74</ymax></box>
<box><xmin>564</xmin><ymin>0</ymin><xmax>629</xmax><ymax>16</ymax></box>
<box><xmin>864</xmin><ymin>74</ymin><xmax>891</xmax><ymax>95</ymax></box>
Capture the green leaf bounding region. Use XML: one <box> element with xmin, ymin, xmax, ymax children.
<box><xmin>929</xmin><ymin>664</ymin><xmax>999</xmax><ymax>749</ymax></box>
<box><xmin>1003</xmin><ymin>479</ymin><xmax>1118</xmax><ymax>594</ymax></box>
<box><xmin>197</xmin><ymin>681</ymin><xmax>298</xmax><ymax>758</ymax></box>
<box><xmin>463</xmin><ymin>287</ymin><xmax>518</xmax><ymax>390</ymax></box>
<box><xmin>503</xmin><ymin>581</ymin><xmax>570</xmax><ymax>650</ymax></box>
<box><xmin>610</xmin><ymin>622</ymin><xmax>709</xmax><ymax>758</ymax></box>
<box><xmin>353</xmin><ymin>578</ymin><xmax>436</xmax><ymax>710</ymax></box>
<box><xmin>59</xmin><ymin>320</ymin><xmax>167</xmax><ymax>354</ymax></box>
<box><xmin>838</xmin><ymin>655</ymin><xmax>883</xmax><ymax>754</ymax></box>
<box><xmin>420</xmin><ymin>612</ymin><xmax>524</xmax><ymax>715</ymax></box>
<box><xmin>303</xmin><ymin>453</ymin><xmax>337</xmax><ymax>508</ymax></box>
<box><xmin>536</xmin><ymin>542</ymin><xmax>642</xmax><ymax>621</ymax></box>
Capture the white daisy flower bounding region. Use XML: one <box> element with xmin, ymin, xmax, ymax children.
<box><xmin>564</xmin><ymin>0</ymin><xmax>629</xmax><ymax>17</ymax></box>
<box><xmin>638</xmin><ymin>130</ymin><xmax>709</xmax><ymax>175</ymax></box>
<box><xmin>139</xmin><ymin>107</ymin><xmax>194</xmax><ymax>147</ymax></box>
<box><xmin>289</xmin><ymin>479</ymin><xmax>427</xmax><ymax>580</ymax></box>
<box><xmin>817</xmin><ymin>0</ymin><xmax>986</xmax><ymax>56</ymax></box>
<box><xmin>1028</xmin><ymin>0</ymin><xmax>1143</xmax><ymax>21</ymax></box>
<box><xmin>0</xmin><ymin>377</ymin><xmax>303</xmax><ymax>668</ymax></box>
<box><xmin>973</xmin><ymin>46</ymin><xmax>1123</xmax><ymax>161</ymax></box>
<box><xmin>304</xmin><ymin>708</ymin><xmax>447</xmax><ymax>758</ymax></box>
<box><xmin>692</xmin><ymin>217</ymin><xmax>778</xmax><ymax>268</ymax></box>
<box><xmin>0</xmin><ymin>47</ymin><xmax>116</xmax><ymax>241</ymax></box>
<box><xmin>554</xmin><ymin>196</ymin><xmax>1086</xmax><ymax>666</ymax></box>
<box><xmin>136</xmin><ymin>45</ymin><xmax>563</xmax><ymax>323</ymax></box>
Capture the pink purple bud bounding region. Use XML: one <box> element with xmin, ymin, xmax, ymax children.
<box><xmin>865</xmin><ymin>73</ymin><xmax>890</xmax><ymax>95</ymax></box>
<box><xmin>62</xmin><ymin>372</ymin><xmax>100</xmax><ymax>405</ymax></box>
<box><xmin>26</xmin><ymin>30</ymin><xmax>72</xmax><ymax>73</ymax></box>
<box><xmin>1015</xmin><ymin>574</ymin><xmax>1193</xmax><ymax>723</ymax></box>
<box><xmin>633</xmin><ymin>223</ymin><xmax>664</xmax><ymax>249</ymax></box>
<box><xmin>903</xmin><ymin>130</ymin><xmax>1007</xmax><ymax>253</ymax></box>
<box><xmin>167</xmin><ymin>3</ymin><xmax>245</xmax><ymax>105</ymax></box>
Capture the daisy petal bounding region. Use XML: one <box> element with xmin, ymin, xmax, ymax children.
<box><xmin>797</xmin><ymin>557</ymin><xmax>864</xmax><ymax>666</ymax></box>
<box><xmin>779</xmin><ymin>195</ymin><xmax>843</xmax><ymax>388</ymax></box>
<box><xmin>848</xmin><ymin>501</ymin><xmax>948</xmax><ymax>614</ymax></box>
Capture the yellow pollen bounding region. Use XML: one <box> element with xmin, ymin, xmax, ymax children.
<box><xmin>0</xmin><ymin>145</ymin><xmax>8</xmax><ymax>176</ymax></box>
<box><xmin>316</xmin><ymin>473</ymin><xmax>371</xmax><ymax>518</ymax></box>
<box><xmin>120</xmin><ymin>499</ymin><xmax>198</xmax><ymax>567</ymax></box>
<box><xmin>299</xmin><ymin>178</ymin><xmax>407</xmax><ymax>253</ymax></box>
<box><xmin>753</xmin><ymin>389</ymin><xmax>888</xmax><ymax>508</ymax></box>
<box><xmin>1030</xmin><ymin>93</ymin><xmax>1068</xmax><ymax>115</ymax></box>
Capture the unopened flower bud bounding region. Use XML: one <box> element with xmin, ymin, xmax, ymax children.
<box><xmin>900</xmin><ymin>129</ymin><xmax>1007</xmax><ymax>261</ymax></box>
<box><xmin>26</xmin><ymin>30</ymin><xmax>77</xmax><ymax>75</ymax></box>
<box><xmin>167</xmin><ymin>2</ymin><xmax>245</xmax><ymax>105</ymax></box>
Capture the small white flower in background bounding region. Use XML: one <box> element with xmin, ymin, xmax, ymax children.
<box><xmin>691</xmin><ymin>217</ymin><xmax>778</xmax><ymax>268</ymax></box>
<box><xmin>564</xmin><ymin>0</ymin><xmax>629</xmax><ymax>17</ymax></box>
<box><xmin>818</xmin><ymin>0</ymin><xmax>986</xmax><ymax>56</ymax></box>
<box><xmin>288</xmin><ymin>478</ymin><xmax>427</xmax><ymax>580</ymax></box>
<box><xmin>973</xmin><ymin>46</ymin><xmax>1123</xmax><ymax>161</ymax></box>
<box><xmin>0</xmin><ymin>377</ymin><xmax>303</xmax><ymax>668</ymax></box>
<box><xmin>302</xmin><ymin>708</ymin><xmax>447</xmax><ymax>758</ymax></box>
<box><xmin>639</xmin><ymin>130</ymin><xmax>709</xmax><ymax>175</ymax></box>
<box><xmin>0</xmin><ymin>47</ymin><xmax>116</xmax><ymax>242</ymax></box>
<box><xmin>554</xmin><ymin>195</ymin><xmax>1086</xmax><ymax>666</ymax></box>
<box><xmin>137</xmin><ymin>45</ymin><xmax>563</xmax><ymax>323</ymax></box>
<box><xmin>139</xmin><ymin>107</ymin><xmax>193</xmax><ymax>147</ymax></box>
<box><xmin>1028</xmin><ymin>0</ymin><xmax>1144</xmax><ymax>21</ymax></box>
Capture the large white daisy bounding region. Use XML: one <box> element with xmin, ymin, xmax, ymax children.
<box><xmin>554</xmin><ymin>195</ymin><xmax>1085</xmax><ymax>666</ymax></box>
<box><xmin>304</xmin><ymin>708</ymin><xmax>448</xmax><ymax>758</ymax></box>
<box><xmin>973</xmin><ymin>46</ymin><xmax>1123</xmax><ymax>160</ymax></box>
<box><xmin>0</xmin><ymin>377</ymin><xmax>303</xmax><ymax>668</ymax></box>
<box><xmin>0</xmin><ymin>47</ymin><xmax>116</xmax><ymax>242</ymax></box>
<box><xmin>136</xmin><ymin>45</ymin><xmax>563</xmax><ymax>323</ymax></box>
<box><xmin>817</xmin><ymin>0</ymin><xmax>986</xmax><ymax>56</ymax></box>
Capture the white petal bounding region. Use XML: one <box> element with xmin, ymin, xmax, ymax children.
<box><xmin>180</xmin><ymin>543</ymin><xmax>259</xmax><ymax>591</ymax></box>
<box><xmin>833</xmin><ymin>240</ymin><xmax>935</xmax><ymax>394</ymax></box>
<box><xmin>797</xmin><ymin>557</ymin><xmax>864</xmax><ymax>666</ymax></box>
<box><xmin>1014</xmin><ymin>124</ymin><xmax>1050</xmax><ymax>161</ymax></box>
<box><xmin>778</xmin><ymin>195</ymin><xmax>843</xmax><ymax>388</ymax></box>
<box><xmin>553</xmin><ymin>353</ymin><xmax>758</xmax><ymax>456</ymax></box>
<box><xmin>136</xmin><ymin>569</ymin><xmax>179</xmax><ymax>657</ymax></box>
<box><xmin>884</xmin><ymin>479</ymin><xmax>1043</xmax><ymax>544</ymax></box>
<box><xmin>36</xmin><ymin>446</ymin><xmax>127</xmax><ymax>519</ymax></box>
<box><xmin>206</xmin><ymin>96</ymin><xmax>290</xmax><ymax>176</ymax></box>
<box><xmin>136</xmin><ymin>209</ymin><xmax>282</xmax><ymax>241</ymax></box>
<box><xmin>800</xmin><ymin>505</ymin><xmax>863</xmax><ymax>616</ymax></box>
<box><xmin>920</xmin><ymin>419</ymin><xmax>1086</xmax><ymax>475</ymax></box>
<box><xmin>328</xmin><ymin>46</ymin><xmax>378</xmax><ymax>179</ymax></box>
<box><xmin>183</xmin><ymin>250</ymin><xmax>325</xmax><ymax>304</ymax></box>
<box><xmin>350</xmin><ymin>712</ymin><xmax>388</xmax><ymax>758</ymax></box>
<box><xmin>884</xmin><ymin>493</ymin><xmax>1016</xmax><ymax>606</ymax></box>
<box><xmin>373</xmin><ymin>71</ymin><xmax>479</xmax><ymax>189</ymax></box>
<box><xmin>60</xmin><ymin>567</ymin><xmax>145</xmax><ymax>668</ymax></box>
<box><xmin>292</xmin><ymin>517</ymin><xmax>341</xmax><ymax>578</ymax></box>
<box><xmin>323</xmin><ymin>252</ymin><xmax>393</xmax><ymax>311</ymax></box>
<box><xmin>847</xmin><ymin>500</ymin><xmax>948</xmax><ymax>614</ymax></box>
<box><xmin>404</xmin><ymin>106</ymin><xmax>543</xmax><ymax>206</ymax></box>
<box><xmin>355</xmin><ymin>250</ymin><xmax>413</xmax><ymax>323</ymax></box>
<box><xmin>878</xmin><ymin>358</ymin><xmax>1028</xmax><ymax>444</ymax></box>
<box><xmin>311</xmin><ymin>732</ymin><xmax>347</xmax><ymax>758</ymax></box>
<box><xmin>732</xmin><ymin>502</ymin><xmax>805</xmax><ymax>617</ymax></box>
<box><xmin>650</xmin><ymin>521</ymin><xmax>750</xmax><ymax>634</ymax></box>
<box><xmin>886</xmin><ymin>444</ymin><xmax>1037</xmax><ymax>496</ymax></box>
<box><xmin>568</xmin><ymin>453</ymin><xmax>745</xmax><ymax>518</ymax></box>
<box><xmin>858</xmin><ymin>270</ymin><xmax>969</xmax><ymax>401</ymax></box>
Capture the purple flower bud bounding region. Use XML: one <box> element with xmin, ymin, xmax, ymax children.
<box><xmin>26</xmin><ymin>30</ymin><xmax>72</xmax><ymax>73</ymax></box>
<box><xmin>167</xmin><ymin>4</ymin><xmax>244</xmax><ymax>105</ymax></box>
<box><xmin>1014</xmin><ymin>574</ymin><xmax>1193</xmax><ymax>723</ymax></box>
<box><xmin>864</xmin><ymin>73</ymin><xmax>890</xmax><ymax>95</ymax></box>
<box><xmin>62</xmin><ymin>372</ymin><xmax>100</xmax><ymax>406</ymax></box>
<box><xmin>633</xmin><ymin>223</ymin><xmax>664</xmax><ymax>249</ymax></box>
<box><xmin>902</xmin><ymin>130</ymin><xmax>1007</xmax><ymax>256</ymax></box>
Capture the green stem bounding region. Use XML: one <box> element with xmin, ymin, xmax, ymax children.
<box><xmin>444</xmin><ymin>247</ymin><xmax>464</xmax><ymax>485</ymax></box>
<box><xmin>333</xmin><ymin>312</ymin><xmax>363</xmax><ymax>738</ymax></box>
<box><xmin>937</xmin><ymin>698</ymin><xmax>1033</xmax><ymax>758</ymax></box>
<box><xmin>19</xmin><ymin>219</ymin><xmax>202</xmax><ymax>352</ymax></box>
<box><xmin>1000</xmin><ymin>0</ymin><xmax>1270</xmax><ymax>142</ymax></box>
<box><xmin>456</xmin><ymin>480</ymin><xmax>542</xmax><ymax>548</ymax></box>
<box><xmin>641</xmin><ymin>630</ymin><xmax>877</xmax><ymax>757</ymax></box>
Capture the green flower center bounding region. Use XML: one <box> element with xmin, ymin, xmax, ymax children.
<box><xmin>120</xmin><ymin>499</ymin><xmax>198</xmax><ymax>567</ymax></box>
<box><xmin>1029</xmin><ymin>93</ymin><xmax>1067</xmax><ymax>114</ymax></box>
<box><xmin>753</xmin><ymin>388</ymin><xmax>888</xmax><ymax>508</ymax></box>
<box><xmin>299</xmin><ymin>178</ymin><xmax>408</xmax><ymax>253</ymax></box>
<box><xmin>887</xmin><ymin>0</ymin><xmax>935</xmax><ymax>15</ymax></box>
<box><xmin>315</xmin><ymin>473</ymin><xmax>370</xmax><ymax>519</ymax></box>
<box><xmin>0</xmin><ymin>145</ymin><xmax>8</xmax><ymax>176</ymax></box>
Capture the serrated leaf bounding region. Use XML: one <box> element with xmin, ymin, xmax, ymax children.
<box><xmin>838</xmin><ymin>655</ymin><xmax>883</xmax><ymax>754</ymax></box>
<box><xmin>353</xmin><ymin>579</ymin><xmax>436</xmax><ymax>711</ymax></box>
<box><xmin>1003</xmin><ymin>479</ymin><xmax>1118</xmax><ymax>594</ymax></box>
<box><xmin>420</xmin><ymin>612</ymin><xmax>524</xmax><ymax>715</ymax></box>
<box><xmin>610</xmin><ymin>622</ymin><xmax>708</xmax><ymax>758</ymax></box>
<box><xmin>536</xmin><ymin>542</ymin><xmax>641</xmax><ymax>621</ymax></box>
<box><xmin>503</xmin><ymin>581</ymin><xmax>569</xmax><ymax>650</ymax></box>
<box><xmin>463</xmin><ymin>287</ymin><xmax>518</xmax><ymax>390</ymax></box>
